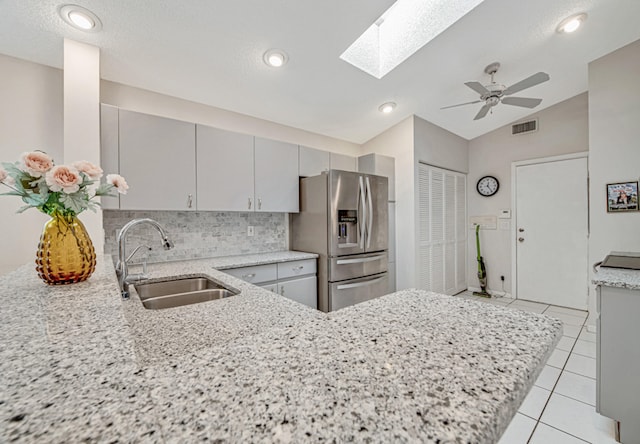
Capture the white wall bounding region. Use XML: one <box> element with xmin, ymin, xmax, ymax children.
<box><xmin>361</xmin><ymin>115</ymin><xmax>468</xmax><ymax>290</ymax></box>
<box><xmin>361</xmin><ymin>116</ymin><xmax>414</xmax><ymax>289</ymax></box>
<box><xmin>100</xmin><ymin>81</ymin><xmax>361</xmax><ymax>156</ymax></box>
<box><xmin>467</xmin><ymin>93</ymin><xmax>589</xmax><ymax>295</ymax></box>
<box><xmin>414</xmin><ymin>117</ymin><xmax>469</xmax><ymax>174</ymax></box>
<box><xmin>587</xmin><ymin>39</ymin><xmax>640</xmax><ymax>325</ymax></box>
<box><xmin>0</xmin><ymin>54</ymin><xmax>63</xmax><ymax>275</ymax></box>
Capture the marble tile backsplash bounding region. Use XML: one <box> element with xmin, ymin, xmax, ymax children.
<box><xmin>103</xmin><ymin>210</ymin><xmax>287</xmax><ymax>264</ymax></box>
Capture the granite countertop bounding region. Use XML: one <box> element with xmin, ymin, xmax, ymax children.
<box><xmin>1</xmin><ymin>253</ymin><xmax>562</xmax><ymax>443</ymax></box>
<box><xmin>593</xmin><ymin>266</ymin><xmax>640</xmax><ymax>290</ymax></box>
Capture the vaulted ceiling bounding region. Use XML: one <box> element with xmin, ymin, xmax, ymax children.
<box><xmin>1</xmin><ymin>0</ymin><xmax>640</xmax><ymax>143</ymax></box>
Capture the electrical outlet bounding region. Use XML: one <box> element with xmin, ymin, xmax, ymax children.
<box><xmin>500</xmin><ymin>275</ymin><xmax>505</xmax><ymax>281</ymax></box>
<box><xmin>247</xmin><ymin>226</ymin><xmax>255</xmax><ymax>237</ymax></box>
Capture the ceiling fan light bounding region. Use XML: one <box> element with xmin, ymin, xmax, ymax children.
<box><xmin>58</xmin><ymin>5</ymin><xmax>102</xmax><ymax>32</ymax></box>
<box><xmin>556</xmin><ymin>13</ymin><xmax>587</xmax><ymax>34</ymax></box>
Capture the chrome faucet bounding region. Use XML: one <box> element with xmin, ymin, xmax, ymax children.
<box><xmin>116</xmin><ymin>218</ymin><xmax>174</xmax><ymax>299</ymax></box>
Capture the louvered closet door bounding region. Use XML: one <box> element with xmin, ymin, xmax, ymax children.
<box><xmin>418</xmin><ymin>164</ymin><xmax>467</xmax><ymax>295</ymax></box>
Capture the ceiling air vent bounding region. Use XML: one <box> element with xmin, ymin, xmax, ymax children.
<box><xmin>511</xmin><ymin>119</ymin><xmax>538</xmax><ymax>136</ymax></box>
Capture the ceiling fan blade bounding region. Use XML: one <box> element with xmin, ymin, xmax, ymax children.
<box><xmin>464</xmin><ymin>81</ymin><xmax>490</xmax><ymax>96</ymax></box>
<box><xmin>441</xmin><ymin>100</ymin><xmax>483</xmax><ymax>110</ymax></box>
<box><xmin>501</xmin><ymin>97</ymin><xmax>543</xmax><ymax>108</ymax></box>
<box><xmin>503</xmin><ymin>72</ymin><xmax>550</xmax><ymax>95</ymax></box>
<box><xmin>473</xmin><ymin>103</ymin><xmax>492</xmax><ymax>120</ymax></box>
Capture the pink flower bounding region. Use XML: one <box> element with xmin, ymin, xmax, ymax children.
<box><xmin>107</xmin><ymin>174</ymin><xmax>129</xmax><ymax>194</ymax></box>
<box><xmin>45</xmin><ymin>165</ymin><xmax>82</xmax><ymax>194</ymax></box>
<box><xmin>0</xmin><ymin>167</ymin><xmax>15</xmax><ymax>186</ymax></box>
<box><xmin>21</xmin><ymin>151</ymin><xmax>53</xmax><ymax>178</ymax></box>
<box><xmin>72</xmin><ymin>160</ymin><xmax>103</xmax><ymax>180</ymax></box>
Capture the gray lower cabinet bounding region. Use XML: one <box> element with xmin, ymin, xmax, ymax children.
<box><xmin>278</xmin><ymin>276</ymin><xmax>317</xmax><ymax>308</ymax></box>
<box><xmin>597</xmin><ymin>285</ymin><xmax>640</xmax><ymax>443</ymax></box>
<box><xmin>224</xmin><ymin>258</ymin><xmax>317</xmax><ymax>309</ymax></box>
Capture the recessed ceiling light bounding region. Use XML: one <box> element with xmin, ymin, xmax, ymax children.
<box><xmin>378</xmin><ymin>102</ymin><xmax>396</xmax><ymax>114</ymax></box>
<box><xmin>341</xmin><ymin>0</ymin><xmax>487</xmax><ymax>79</ymax></box>
<box><xmin>556</xmin><ymin>13</ymin><xmax>587</xmax><ymax>34</ymax></box>
<box><xmin>263</xmin><ymin>49</ymin><xmax>288</xmax><ymax>68</ymax></box>
<box><xmin>58</xmin><ymin>4</ymin><xmax>102</xmax><ymax>32</ymax></box>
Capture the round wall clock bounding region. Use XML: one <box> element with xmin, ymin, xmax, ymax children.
<box><xmin>476</xmin><ymin>175</ymin><xmax>499</xmax><ymax>197</ymax></box>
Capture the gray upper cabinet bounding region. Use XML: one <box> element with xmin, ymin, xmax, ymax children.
<box><xmin>118</xmin><ymin>110</ymin><xmax>196</xmax><ymax>211</ymax></box>
<box><xmin>330</xmin><ymin>152</ymin><xmax>357</xmax><ymax>172</ymax></box>
<box><xmin>254</xmin><ymin>137</ymin><xmax>299</xmax><ymax>213</ymax></box>
<box><xmin>101</xmin><ymin>106</ymin><xmax>299</xmax><ymax>213</ymax></box>
<box><xmin>196</xmin><ymin>125</ymin><xmax>254</xmax><ymax>211</ymax></box>
<box><xmin>99</xmin><ymin>104</ymin><xmax>120</xmax><ymax>210</ymax></box>
<box><xmin>299</xmin><ymin>145</ymin><xmax>330</xmax><ymax>177</ymax></box>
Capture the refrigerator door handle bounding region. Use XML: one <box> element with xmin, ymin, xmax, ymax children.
<box><xmin>336</xmin><ymin>254</ymin><xmax>386</xmax><ymax>265</ymax></box>
<box><xmin>365</xmin><ymin>176</ymin><xmax>373</xmax><ymax>249</ymax></box>
<box><xmin>358</xmin><ymin>176</ymin><xmax>366</xmax><ymax>249</ymax></box>
<box><xmin>336</xmin><ymin>276</ymin><xmax>386</xmax><ymax>290</ymax></box>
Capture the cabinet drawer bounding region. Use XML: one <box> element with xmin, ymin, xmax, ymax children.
<box><xmin>224</xmin><ymin>264</ymin><xmax>277</xmax><ymax>284</ymax></box>
<box><xmin>277</xmin><ymin>259</ymin><xmax>316</xmax><ymax>280</ymax></box>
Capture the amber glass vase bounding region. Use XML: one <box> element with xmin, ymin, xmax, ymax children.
<box><xmin>35</xmin><ymin>213</ymin><xmax>96</xmax><ymax>285</ymax></box>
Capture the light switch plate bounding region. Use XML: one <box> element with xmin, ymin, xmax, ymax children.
<box><xmin>469</xmin><ymin>215</ymin><xmax>497</xmax><ymax>230</ymax></box>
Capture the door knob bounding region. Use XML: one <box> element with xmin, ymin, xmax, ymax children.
<box><xmin>518</xmin><ymin>228</ymin><xmax>525</xmax><ymax>232</ymax></box>
<box><xmin>518</xmin><ymin>237</ymin><xmax>525</xmax><ymax>242</ymax></box>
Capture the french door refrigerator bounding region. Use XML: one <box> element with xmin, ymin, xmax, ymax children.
<box><xmin>291</xmin><ymin>170</ymin><xmax>388</xmax><ymax>312</ymax></box>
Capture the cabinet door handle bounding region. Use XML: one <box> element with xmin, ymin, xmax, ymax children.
<box><xmin>258</xmin><ymin>198</ymin><xmax>262</xmax><ymax>210</ymax></box>
<box><xmin>280</xmin><ymin>285</ymin><xmax>285</xmax><ymax>295</ymax></box>
<box><xmin>292</xmin><ymin>265</ymin><xmax>304</xmax><ymax>271</ymax></box>
<box><xmin>248</xmin><ymin>198</ymin><xmax>252</xmax><ymax>210</ymax></box>
<box><xmin>187</xmin><ymin>194</ymin><xmax>193</xmax><ymax>208</ymax></box>
<box><xmin>242</xmin><ymin>273</ymin><xmax>256</xmax><ymax>279</ymax></box>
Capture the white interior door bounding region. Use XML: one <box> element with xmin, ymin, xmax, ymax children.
<box><xmin>515</xmin><ymin>157</ymin><xmax>588</xmax><ymax>309</ymax></box>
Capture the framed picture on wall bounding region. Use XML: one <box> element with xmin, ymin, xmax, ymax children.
<box><xmin>607</xmin><ymin>181</ymin><xmax>639</xmax><ymax>212</ymax></box>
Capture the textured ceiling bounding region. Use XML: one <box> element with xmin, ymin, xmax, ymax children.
<box><xmin>1</xmin><ymin>0</ymin><xmax>640</xmax><ymax>143</ymax></box>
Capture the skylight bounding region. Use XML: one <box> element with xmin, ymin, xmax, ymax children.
<box><xmin>340</xmin><ymin>0</ymin><xmax>486</xmax><ymax>79</ymax></box>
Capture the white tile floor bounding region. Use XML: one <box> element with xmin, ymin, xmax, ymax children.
<box><xmin>453</xmin><ymin>291</ymin><xmax>618</xmax><ymax>444</ymax></box>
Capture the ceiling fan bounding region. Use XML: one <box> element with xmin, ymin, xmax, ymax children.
<box><xmin>442</xmin><ymin>62</ymin><xmax>550</xmax><ymax>120</ymax></box>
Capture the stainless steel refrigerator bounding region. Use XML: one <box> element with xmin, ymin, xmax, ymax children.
<box><xmin>291</xmin><ymin>170</ymin><xmax>388</xmax><ymax>312</ymax></box>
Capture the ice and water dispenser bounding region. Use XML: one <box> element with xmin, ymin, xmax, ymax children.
<box><xmin>337</xmin><ymin>209</ymin><xmax>358</xmax><ymax>246</ymax></box>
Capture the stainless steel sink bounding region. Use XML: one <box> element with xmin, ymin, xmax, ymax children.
<box><xmin>134</xmin><ymin>275</ymin><xmax>239</xmax><ymax>310</ymax></box>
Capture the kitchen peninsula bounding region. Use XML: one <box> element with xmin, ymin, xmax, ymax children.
<box><xmin>1</xmin><ymin>255</ymin><xmax>561</xmax><ymax>443</ymax></box>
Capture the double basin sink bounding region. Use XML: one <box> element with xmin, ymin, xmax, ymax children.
<box><xmin>134</xmin><ymin>275</ymin><xmax>239</xmax><ymax>310</ymax></box>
